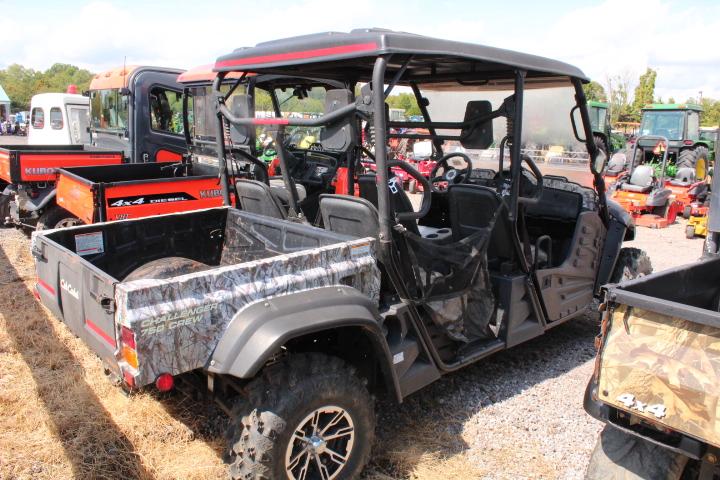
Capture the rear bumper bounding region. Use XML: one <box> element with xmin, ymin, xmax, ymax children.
<box><xmin>584</xmin><ymin>378</ymin><xmax>707</xmax><ymax>460</ymax></box>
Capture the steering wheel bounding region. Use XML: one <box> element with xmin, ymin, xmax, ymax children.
<box><xmin>429</xmin><ymin>152</ymin><xmax>473</xmax><ymax>190</ymax></box>
<box><xmin>387</xmin><ymin>160</ymin><xmax>432</xmax><ymax>221</ymax></box>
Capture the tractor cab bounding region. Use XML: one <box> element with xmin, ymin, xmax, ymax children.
<box><xmin>89</xmin><ymin>66</ymin><xmax>187</xmax><ymax>163</ymax></box>
<box><xmin>209</xmin><ymin>28</ymin><xmax>645</xmax><ymax>363</ymax></box>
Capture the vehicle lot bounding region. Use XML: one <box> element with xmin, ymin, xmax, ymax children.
<box><xmin>0</xmin><ymin>212</ymin><xmax>704</xmax><ymax>479</ymax></box>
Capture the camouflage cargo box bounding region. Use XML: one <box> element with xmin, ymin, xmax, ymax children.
<box><xmin>32</xmin><ymin>207</ymin><xmax>380</xmax><ymax>387</ymax></box>
<box><xmin>596</xmin><ymin>257</ymin><xmax>720</xmax><ymax>448</ymax></box>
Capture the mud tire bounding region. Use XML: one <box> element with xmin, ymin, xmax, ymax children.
<box><xmin>0</xmin><ymin>193</ymin><xmax>10</xmax><ymax>227</ymax></box>
<box><xmin>36</xmin><ymin>206</ymin><xmax>83</xmax><ymax>230</ymax></box>
<box><xmin>225</xmin><ymin>353</ymin><xmax>375</xmax><ymax>480</ymax></box>
<box><xmin>682</xmin><ymin>205</ymin><xmax>692</xmax><ymax>219</ymax></box>
<box><xmin>594</xmin><ymin>134</ymin><xmax>609</xmax><ymax>158</ymax></box>
<box><xmin>123</xmin><ymin>257</ymin><xmax>209</xmax><ymax>281</ymax></box>
<box><xmin>610</xmin><ymin>247</ymin><xmax>652</xmax><ymax>283</ymax></box>
<box><xmin>408</xmin><ymin>178</ymin><xmax>418</xmax><ymax>194</ymax></box>
<box><xmin>585</xmin><ymin>425</ymin><xmax>688</xmax><ymax>480</ymax></box>
<box><xmin>686</xmin><ymin>225</ymin><xmax>696</xmax><ymax>239</ymax></box>
<box><xmin>677</xmin><ymin>147</ymin><xmax>708</xmax><ymax>180</ymax></box>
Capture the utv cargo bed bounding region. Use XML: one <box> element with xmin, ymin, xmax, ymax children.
<box><xmin>56</xmin><ymin>163</ymin><xmax>228</xmax><ymax>223</ymax></box>
<box><xmin>0</xmin><ymin>144</ymin><xmax>124</xmax><ymax>183</ymax></box>
<box><xmin>596</xmin><ymin>257</ymin><xmax>720</xmax><ymax>448</ymax></box>
<box><xmin>32</xmin><ymin>207</ymin><xmax>379</xmax><ymax>387</ymax></box>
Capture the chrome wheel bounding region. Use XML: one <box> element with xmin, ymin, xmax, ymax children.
<box><xmin>285</xmin><ymin>405</ymin><xmax>355</xmax><ymax>480</ymax></box>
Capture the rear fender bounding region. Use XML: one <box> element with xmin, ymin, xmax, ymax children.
<box><xmin>208</xmin><ymin>285</ymin><xmax>401</xmax><ymax>398</ymax></box>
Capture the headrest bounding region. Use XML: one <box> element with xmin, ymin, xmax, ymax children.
<box><xmin>674</xmin><ymin>167</ymin><xmax>695</xmax><ymax>183</ymax></box>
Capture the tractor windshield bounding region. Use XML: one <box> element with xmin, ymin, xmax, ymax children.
<box><xmin>639</xmin><ymin>110</ymin><xmax>684</xmax><ymax>141</ymax></box>
<box><xmin>588</xmin><ymin>106</ymin><xmax>607</xmax><ymax>132</ymax></box>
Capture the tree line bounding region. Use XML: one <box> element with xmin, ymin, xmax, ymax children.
<box><xmin>583</xmin><ymin>67</ymin><xmax>720</xmax><ymax>127</ymax></box>
<box><xmin>0</xmin><ymin>63</ymin><xmax>95</xmax><ymax>111</ymax></box>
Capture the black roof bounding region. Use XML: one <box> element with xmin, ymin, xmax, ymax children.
<box><xmin>214</xmin><ymin>28</ymin><xmax>588</xmax><ymax>86</ymax></box>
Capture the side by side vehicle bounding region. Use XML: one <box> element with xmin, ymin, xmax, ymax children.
<box><xmin>33</xmin><ymin>29</ymin><xmax>646</xmax><ymax>479</ymax></box>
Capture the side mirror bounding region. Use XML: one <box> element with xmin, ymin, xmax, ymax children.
<box><xmin>570</xmin><ymin>106</ymin><xmax>586</xmax><ymax>142</ymax></box>
<box><xmin>592</xmin><ymin>148</ymin><xmax>607</xmax><ymax>175</ymax></box>
<box><xmin>460</xmin><ymin>100</ymin><xmax>493</xmax><ymax>149</ymax></box>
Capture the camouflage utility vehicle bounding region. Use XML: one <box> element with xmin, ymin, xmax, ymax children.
<box><xmin>34</xmin><ymin>29</ymin><xmax>645</xmax><ymax>479</ymax></box>
<box><xmin>585</xmin><ymin>168</ymin><xmax>720</xmax><ymax>479</ymax></box>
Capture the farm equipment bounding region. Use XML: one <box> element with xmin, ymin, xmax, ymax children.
<box><xmin>588</xmin><ymin>101</ymin><xmax>625</xmax><ymax>155</ymax></box>
<box><xmin>585</xmin><ymin>167</ymin><xmax>720</xmax><ymax>480</ymax></box>
<box><xmin>686</xmin><ymin>206</ymin><xmax>708</xmax><ymax>238</ymax></box>
<box><xmin>33</xmin><ymin>28</ymin><xmax>646</xmax><ymax>479</ymax></box>
<box><xmin>634</xmin><ymin>103</ymin><xmax>712</xmax><ymax>180</ymax></box>
<box><xmin>610</xmin><ymin>135</ymin><xmax>683</xmax><ymax>228</ymax></box>
<box><xmin>0</xmin><ymin>66</ymin><xmax>186</xmax><ymax>229</ymax></box>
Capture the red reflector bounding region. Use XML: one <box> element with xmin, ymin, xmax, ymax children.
<box><xmin>684</xmin><ymin>140</ymin><xmax>693</xmax><ymax>145</ymax></box>
<box><xmin>121</xmin><ymin>326</ymin><xmax>136</xmax><ymax>349</ymax></box>
<box><xmin>123</xmin><ymin>370</ymin><xmax>136</xmax><ymax>388</ymax></box>
<box><xmin>155</xmin><ymin>373</ymin><xmax>174</xmax><ymax>392</ymax></box>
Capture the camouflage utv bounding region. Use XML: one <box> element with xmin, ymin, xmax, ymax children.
<box><xmin>585</xmin><ymin>165</ymin><xmax>720</xmax><ymax>479</ymax></box>
<box><xmin>34</xmin><ymin>29</ymin><xmax>645</xmax><ymax>479</ymax></box>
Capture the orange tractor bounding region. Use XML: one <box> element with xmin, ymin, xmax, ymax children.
<box><xmin>610</xmin><ymin>135</ymin><xmax>684</xmax><ymax>228</ymax></box>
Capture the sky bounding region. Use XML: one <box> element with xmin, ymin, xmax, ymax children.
<box><xmin>0</xmin><ymin>0</ymin><xmax>718</xmax><ymax>102</ymax></box>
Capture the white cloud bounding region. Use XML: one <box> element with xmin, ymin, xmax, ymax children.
<box><xmin>0</xmin><ymin>0</ymin><xmax>717</xmax><ymax>103</ymax></box>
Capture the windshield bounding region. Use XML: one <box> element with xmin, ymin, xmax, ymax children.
<box><xmin>589</xmin><ymin>106</ymin><xmax>607</xmax><ymax>132</ymax></box>
<box><xmin>90</xmin><ymin>89</ymin><xmax>129</xmax><ymax>131</ymax></box>
<box><xmin>700</xmin><ymin>130</ymin><xmax>717</xmax><ymax>142</ymax></box>
<box><xmin>273</xmin><ymin>86</ymin><xmax>327</xmax><ymax>148</ymax></box>
<box><xmin>639</xmin><ymin>110</ymin><xmax>684</xmax><ymax>141</ymax></box>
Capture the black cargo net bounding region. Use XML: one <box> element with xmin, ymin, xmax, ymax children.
<box><xmin>400</xmin><ymin>209</ymin><xmax>501</xmax><ymax>343</ymax></box>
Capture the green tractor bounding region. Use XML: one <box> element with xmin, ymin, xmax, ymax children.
<box><xmin>633</xmin><ymin>104</ymin><xmax>712</xmax><ymax>180</ymax></box>
<box><xmin>699</xmin><ymin>126</ymin><xmax>719</xmax><ymax>162</ymax></box>
<box><xmin>588</xmin><ymin>100</ymin><xmax>625</xmax><ymax>155</ymax></box>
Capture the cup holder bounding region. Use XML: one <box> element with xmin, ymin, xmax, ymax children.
<box><xmin>437</xmin><ymin>228</ymin><xmax>450</xmax><ymax>234</ymax></box>
<box><xmin>426</xmin><ymin>233</ymin><xmax>439</xmax><ymax>239</ymax></box>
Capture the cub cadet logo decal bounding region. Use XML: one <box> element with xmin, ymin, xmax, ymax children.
<box><xmin>199</xmin><ymin>188</ymin><xmax>222</xmax><ymax>198</ymax></box>
<box><xmin>25</xmin><ymin>167</ymin><xmax>54</xmax><ymax>176</ymax></box>
<box><xmin>60</xmin><ymin>278</ymin><xmax>80</xmax><ymax>300</ymax></box>
<box><xmin>140</xmin><ymin>303</ymin><xmax>218</xmax><ymax>335</ymax></box>
<box><xmin>616</xmin><ymin>393</ymin><xmax>667</xmax><ymax>419</ymax></box>
<box><xmin>108</xmin><ymin>192</ymin><xmax>197</xmax><ymax>207</ymax></box>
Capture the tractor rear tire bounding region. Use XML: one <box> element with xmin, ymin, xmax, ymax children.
<box><xmin>594</xmin><ymin>134</ymin><xmax>609</xmax><ymax>157</ymax></box>
<box><xmin>123</xmin><ymin>256</ymin><xmax>210</xmax><ymax>281</ymax></box>
<box><xmin>610</xmin><ymin>247</ymin><xmax>652</xmax><ymax>283</ymax></box>
<box><xmin>586</xmin><ymin>425</ymin><xmax>688</xmax><ymax>480</ymax></box>
<box><xmin>686</xmin><ymin>225</ymin><xmax>696</xmax><ymax>239</ymax></box>
<box><xmin>677</xmin><ymin>147</ymin><xmax>708</xmax><ymax>180</ymax></box>
<box><xmin>36</xmin><ymin>206</ymin><xmax>83</xmax><ymax>230</ymax></box>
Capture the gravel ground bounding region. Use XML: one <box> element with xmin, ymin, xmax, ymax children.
<box><xmin>0</xmin><ymin>196</ymin><xmax>705</xmax><ymax>479</ymax></box>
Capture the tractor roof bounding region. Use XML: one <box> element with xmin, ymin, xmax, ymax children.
<box><xmin>90</xmin><ymin>66</ymin><xmax>184</xmax><ymax>90</ymax></box>
<box><xmin>213</xmin><ymin>28</ymin><xmax>588</xmax><ymax>88</ymax></box>
<box><xmin>588</xmin><ymin>101</ymin><xmax>609</xmax><ymax>108</ymax></box>
<box><xmin>642</xmin><ymin>103</ymin><xmax>703</xmax><ymax>112</ymax></box>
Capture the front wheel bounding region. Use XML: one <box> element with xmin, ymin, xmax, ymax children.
<box><xmin>586</xmin><ymin>425</ymin><xmax>688</xmax><ymax>480</ymax></box>
<box><xmin>226</xmin><ymin>353</ymin><xmax>375</xmax><ymax>480</ymax></box>
<box><xmin>36</xmin><ymin>206</ymin><xmax>83</xmax><ymax>230</ymax></box>
<box><xmin>610</xmin><ymin>247</ymin><xmax>652</xmax><ymax>283</ymax></box>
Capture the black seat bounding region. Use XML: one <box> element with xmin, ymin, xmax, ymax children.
<box><xmin>319</xmin><ymin>194</ymin><xmax>379</xmax><ymax>238</ymax></box>
<box><xmin>447</xmin><ymin>184</ymin><xmax>514</xmax><ymax>263</ymax></box>
<box><xmin>235</xmin><ymin>179</ymin><xmax>286</xmax><ymax>219</ymax></box>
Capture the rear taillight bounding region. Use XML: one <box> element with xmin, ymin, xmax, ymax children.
<box><xmin>120</xmin><ymin>326</ymin><xmax>138</xmax><ymax>369</ymax></box>
<box><xmin>155</xmin><ymin>373</ymin><xmax>174</xmax><ymax>392</ymax></box>
<box><xmin>683</xmin><ymin>140</ymin><xmax>693</xmax><ymax>145</ymax></box>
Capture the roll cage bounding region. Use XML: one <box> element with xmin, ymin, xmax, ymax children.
<box><xmin>211</xmin><ymin>29</ymin><xmax>607</xmax><ymax>242</ymax></box>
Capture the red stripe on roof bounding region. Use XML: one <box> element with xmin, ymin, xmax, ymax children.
<box><xmin>86</xmin><ymin>318</ymin><xmax>117</xmax><ymax>348</ymax></box>
<box><xmin>215</xmin><ymin>42</ymin><xmax>378</xmax><ymax>68</ymax></box>
<box><xmin>37</xmin><ymin>278</ymin><xmax>55</xmax><ymax>296</ymax></box>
